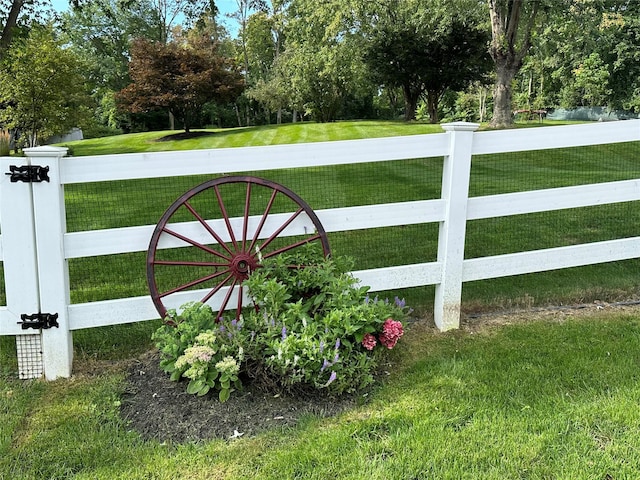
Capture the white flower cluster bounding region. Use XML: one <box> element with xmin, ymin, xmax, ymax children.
<box><xmin>175</xmin><ymin>344</ymin><xmax>215</xmax><ymax>379</ymax></box>
<box><xmin>215</xmin><ymin>356</ymin><xmax>239</xmax><ymax>376</ymax></box>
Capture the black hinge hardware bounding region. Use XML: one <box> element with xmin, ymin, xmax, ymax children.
<box><xmin>18</xmin><ymin>313</ymin><xmax>59</xmax><ymax>330</ymax></box>
<box><xmin>6</xmin><ymin>165</ymin><xmax>50</xmax><ymax>183</ymax></box>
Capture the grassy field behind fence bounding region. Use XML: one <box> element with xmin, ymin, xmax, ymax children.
<box><xmin>1</xmin><ymin>120</ymin><xmax>640</xmax><ymax>478</ymax></box>
<box><xmin>59</xmin><ymin>122</ymin><xmax>640</xmax><ymax>315</ymax></box>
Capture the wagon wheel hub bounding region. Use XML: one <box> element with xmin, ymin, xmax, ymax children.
<box><xmin>230</xmin><ymin>253</ymin><xmax>258</xmax><ymax>280</ymax></box>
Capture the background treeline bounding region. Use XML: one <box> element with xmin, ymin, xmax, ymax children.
<box><xmin>1</xmin><ymin>0</ymin><xmax>639</xmax><ymax>145</ymax></box>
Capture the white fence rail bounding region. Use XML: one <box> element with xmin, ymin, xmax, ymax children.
<box><xmin>1</xmin><ymin>120</ymin><xmax>639</xmax><ymax>380</ymax></box>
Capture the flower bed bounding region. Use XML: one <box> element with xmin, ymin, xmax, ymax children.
<box><xmin>152</xmin><ymin>245</ymin><xmax>411</xmax><ymax>401</ymax></box>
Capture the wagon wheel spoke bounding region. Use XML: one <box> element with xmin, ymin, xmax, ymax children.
<box><xmin>163</xmin><ymin>227</ymin><xmax>231</xmax><ymax>261</ymax></box>
<box><xmin>241</xmin><ymin>182</ymin><xmax>251</xmax><ymax>252</ymax></box>
<box><xmin>158</xmin><ymin>269</ymin><xmax>232</xmax><ymax>298</ymax></box>
<box><xmin>183</xmin><ymin>200</ymin><xmax>234</xmax><ymax>256</ymax></box>
<box><xmin>147</xmin><ymin>176</ymin><xmax>330</xmax><ymax>321</ymax></box>
<box><xmin>200</xmin><ymin>272</ymin><xmax>234</xmax><ymax>305</ymax></box>
<box><xmin>214</xmin><ymin>184</ymin><xmax>239</xmax><ymax>251</ymax></box>
<box><xmin>215</xmin><ymin>278</ymin><xmax>238</xmax><ymax>321</ymax></box>
<box><xmin>153</xmin><ymin>260</ymin><xmax>229</xmax><ymax>267</ymax></box>
<box><xmin>247</xmin><ymin>188</ymin><xmax>278</xmax><ymax>254</ymax></box>
<box><xmin>256</xmin><ymin>207</ymin><xmax>304</xmax><ymax>253</ymax></box>
<box><xmin>262</xmin><ymin>234</ymin><xmax>323</xmax><ymax>260</ymax></box>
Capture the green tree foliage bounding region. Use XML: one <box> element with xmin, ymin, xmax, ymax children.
<box><xmin>564</xmin><ymin>52</ymin><xmax>612</xmax><ymax>107</ymax></box>
<box><xmin>0</xmin><ymin>25</ymin><xmax>93</xmax><ymax>147</ymax></box>
<box><xmin>275</xmin><ymin>0</ymin><xmax>371</xmax><ymax>122</ymax></box>
<box><xmin>61</xmin><ymin>0</ymin><xmax>162</xmax><ymax>92</ymax></box>
<box><xmin>242</xmin><ymin>1</ymin><xmax>290</xmax><ymax>123</ymax></box>
<box><xmin>60</xmin><ymin>0</ymin><xmax>164</xmax><ymax>131</ymax></box>
<box><xmin>116</xmin><ymin>35</ymin><xmax>244</xmax><ymax>132</ymax></box>
<box><xmin>362</xmin><ymin>14</ymin><xmax>491</xmax><ymax>122</ymax></box>
<box><xmin>0</xmin><ymin>0</ymin><xmax>51</xmax><ymax>56</ymax></box>
<box><xmin>515</xmin><ymin>1</ymin><xmax>640</xmax><ymax>114</ymax></box>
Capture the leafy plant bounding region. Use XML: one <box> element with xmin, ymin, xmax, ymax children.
<box><xmin>153</xmin><ymin>245</ymin><xmax>411</xmax><ymax>401</ymax></box>
<box><xmin>153</xmin><ymin>303</ymin><xmax>245</xmax><ymax>401</ymax></box>
<box><xmin>152</xmin><ymin>302</ymin><xmax>218</xmax><ymax>380</ymax></box>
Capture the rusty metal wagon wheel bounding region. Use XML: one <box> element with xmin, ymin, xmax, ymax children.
<box><xmin>147</xmin><ymin>175</ymin><xmax>330</xmax><ymax>322</ymax></box>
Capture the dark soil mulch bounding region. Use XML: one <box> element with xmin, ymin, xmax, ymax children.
<box><xmin>120</xmin><ymin>351</ymin><xmax>364</xmax><ymax>443</ymax></box>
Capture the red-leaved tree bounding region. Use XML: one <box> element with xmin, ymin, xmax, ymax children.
<box><xmin>117</xmin><ymin>36</ymin><xmax>244</xmax><ymax>132</ymax></box>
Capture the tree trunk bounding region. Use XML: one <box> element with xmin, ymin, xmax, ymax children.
<box><xmin>426</xmin><ymin>90</ymin><xmax>440</xmax><ymax>124</ymax></box>
<box><xmin>479</xmin><ymin>86</ymin><xmax>487</xmax><ymax>123</ymax></box>
<box><xmin>402</xmin><ymin>84</ymin><xmax>419</xmax><ymax>121</ymax></box>
<box><xmin>235</xmin><ymin>104</ymin><xmax>242</xmax><ymax>127</ymax></box>
<box><xmin>491</xmin><ymin>62</ymin><xmax>518</xmax><ymax>128</ymax></box>
<box><xmin>487</xmin><ymin>0</ymin><xmax>540</xmax><ymax>128</ymax></box>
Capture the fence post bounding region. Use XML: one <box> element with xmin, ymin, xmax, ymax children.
<box><xmin>0</xmin><ymin>155</ymin><xmax>43</xmax><ymax>378</ymax></box>
<box><xmin>434</xmin><ymin>122</ymin><xmax>479</xmax><ymax>331</ymax></box>
<box><xmin>24</xmin><ymin>146</ymin><xmax>72</xmax><ymax>380</ymax></box>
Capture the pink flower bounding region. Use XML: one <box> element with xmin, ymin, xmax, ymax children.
<box><xmin>362</xmin><ymin>333</ymin><xmax>377</xmax><ymax>350</ymax></box>
<box><xmin>379</xmin><ymin>318</ymin><xmax>404</xmax><ymax>349</ymax></box>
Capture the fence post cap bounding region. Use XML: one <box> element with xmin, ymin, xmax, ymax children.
<box><xmin>441</xmin><ymin>122</ymin><xmax>480</xmax><ymax>132</ymax></box>
<box><xmin>23</xmin><ymin>146</ymin><xmax>68</xmax><ymax>158</ymax></box>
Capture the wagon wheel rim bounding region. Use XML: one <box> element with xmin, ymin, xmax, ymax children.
<box><xmin>147</xmin><ymin>175</ymin><xmax>330</xmax><ymax>322</ymax></box>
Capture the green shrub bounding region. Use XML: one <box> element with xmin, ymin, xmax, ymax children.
<box><xmin>153</xmin><ymin>245</ymin><xmax>411</xmax><ymax>401</ymax></box>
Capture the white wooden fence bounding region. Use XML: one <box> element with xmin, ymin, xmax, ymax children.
<box><xmin>1</xmin><ymin>121</ymin><xmax>639</xmax><ymax>380</ymax></box>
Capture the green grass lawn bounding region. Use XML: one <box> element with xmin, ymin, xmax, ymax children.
<box><xmin>63</xmin><ymin>120</ymin><xmax>445</xmax><ymax>155</ymax></box>
<box><xmin>1</xmin><ymin>119</ymin><xmax>640</xmax><ymax>478</ymax></box>
<box><xmin>3</xmin><ymin>311</ymin><xmax>640</xmax><ymax>479</ymax></box>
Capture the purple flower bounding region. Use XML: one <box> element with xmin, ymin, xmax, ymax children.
<box><xmin>231</xmin><ymin>319</ymin><xmax>238</xmax><ymax>328</ymax></box>
<box><xmin>325</xmin><ymin>371</ymin><xmax>337</xmax><ymax>386</ymax></box>
<box><xmin>281</xmin><ymin>326</ymin><xmax>287</xmax><ymax>340</ymax></box>
<box><xmin>394</xmin><ymin>296</ymin><xmax>406</xmax><ymax>308</ymax></box>
<box><xmin>320</xmin><ymin>358</ymin><xmax>331</xmax><ymax>372</ymax></box>
<box><xmin>333</xmin><ymin>352</ymin><xmax>339</xmax><ymax>364</ymax></box>
<box><xmin>335</xmin><ymin>338</ymin><xmax>341</xmax><ymax>350</ymax></box>
<box><xmin>364</xmin><ymin>295</ymin><xmax>370</xmax><ymax>305</ymax></box>
<box><xmin>319</xmin><ymin>340</ymin><xmax>325</xmax><ymax>354</ymax></box>
<box><xmin>219</xmin><ymin>325</ymin><xmax>226</xmax><ymax>333</ymax></box>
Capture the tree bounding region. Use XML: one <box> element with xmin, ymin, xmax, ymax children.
<box><xmin>487</xmin><ymin>0</ymin><xmax>557</xmax><ymax>127</ymax></box>
<box><xmin>563</xmin><ymin>52</ymin><xmax>612</xmax><ymax>107</ymax></box>
<box><xmin>117</xmin><ymin>36</ymin><xmax>244</xmax><ymax>132</ymax></box>
<box><xmin>363</xmin><ymin>17</ymin><xmax>491</xmax><ymax>122</ymax></box>
<box><xmin>507</xmin><ymin>1</ymin><xmax>640</xmax><ymax>116</ymax></box>
<box><xmin>61</xmin><ymin>0</ymin><xmax>163</xmax><ymax>92</ymax></box>
<box><xmin>0</xmin><ymin>25</ymin><xmax>93</xmax><ymax>147</ymax></box>
<box><xmin>146</xmin><ymin>0</ymin><xmax>218</xmax><ymax>43</ymax></box>
<box><xmin>272</xmin><ymin>0</ymin><xmax>371</xmax><ymax>123</ymax></box>
<box><xmin>241</xmin><ymin>1</ymin><xmax>288</xmax><ymax>123</ymax></box>
<box><xmin>0</xmin><ymin>0</ymin><xmax>49</xmax><ymax>57</ymax></box>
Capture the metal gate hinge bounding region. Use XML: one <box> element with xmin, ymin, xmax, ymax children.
<box><xmin>18</xmin><ymin>313</ymin><xmax>59</xmax><ymax>330</ymax></box>
<box><xmin>6</xmin><ymin>165</ymin><xmax>50</xmax><ymax>183</ymax></box>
